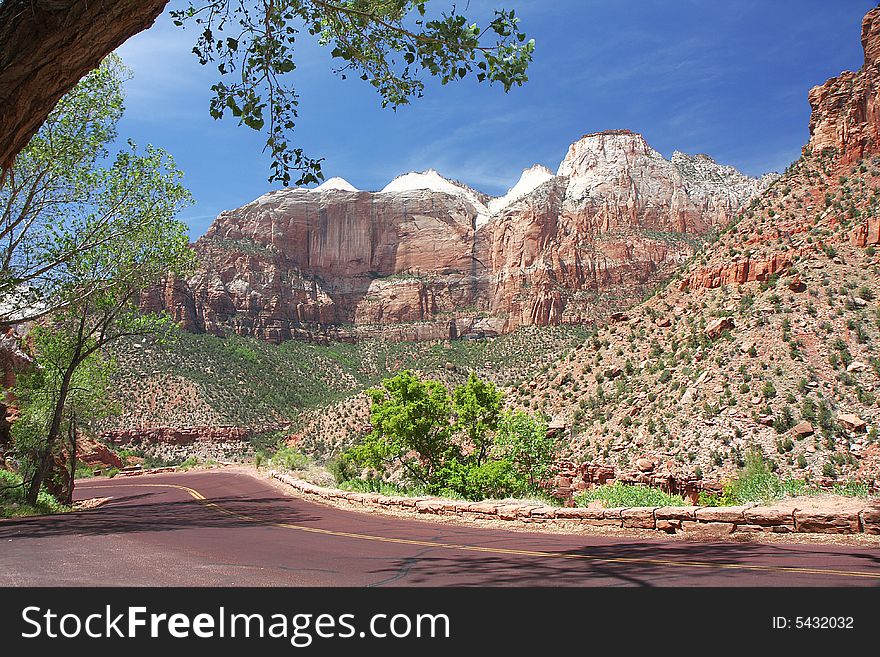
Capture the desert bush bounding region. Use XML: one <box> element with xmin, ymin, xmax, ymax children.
<box><xmin>269</xmin><ymin>445</ymin><xmax>311</xmax><ymax>471</ymax></box>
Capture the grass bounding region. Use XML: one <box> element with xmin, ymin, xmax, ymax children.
<box><xmin>268</xmin><ymin>446</ymin><xmax>310</xmax><ymax>471</ymax></box>
<box><xmin>574</xmin><ymin>482</ymin><xmax>687</xmax><ymax>508</ymax></box>
<box><xmin>699</xmin><ymin>451</ymin><xmax>877</xmax><ymax>506</ymax></box>
<box><xmin>0</xmin><ymin>469</ymin><xmax>69</xmax><ymax>518</ymax></box>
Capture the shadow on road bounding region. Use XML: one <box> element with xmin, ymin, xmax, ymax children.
<box><xmin>3</xmin><ymin>482</ymin><xmax>880</xmax><ymax>587</ymax></box>
<box><xmin>0</xmin><ymin>495</ymin><xmax>323</xmax><ymax>539</ymax></box>
<box><xmin>363</xmin><ymin>539</ymin><xmax>880</xmax><ymax>587</ymax></box>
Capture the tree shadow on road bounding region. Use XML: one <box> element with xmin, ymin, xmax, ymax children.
<box><xmin>0</xmin><ymin>495</ymin><xmax>323</xmax><ymax>539</ymax></box>
<box><xmin>362</xmin><ymin>539</ymin><xmax>880</xmax><ymax>587</ymax></box>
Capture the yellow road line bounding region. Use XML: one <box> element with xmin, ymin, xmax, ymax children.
<box><xmin>78</xmin><ymin>481</ymin><xmax>880</xmax><ymax>581</ymax></box>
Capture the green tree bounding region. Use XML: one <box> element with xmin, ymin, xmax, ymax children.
<box><xmin>348</xmin><ymin>370</ymin><xmax>557</xmax><ymax>500</ymax></box>
<box><xmin>493</xmin><ymin>409</ymin><xmax>554</xmax><ymax>488</ymax></box>
<box><xmin>20</xmin><ymin>202</ymin><xmax>193</xmax><ymax>504</ymax></box>
<box><xmin>1</xmin><ymin>1</ymin><xmax>533</xmax><ymax>185</ymax></box>
<box><xmin>350</xmin><ymin>369</ymin><xmax>458</xmax><ymax>486</ymax></box>
<box><xmin>3</xmin><ymin>58</ymin><xmax>196</xmax><ymax>505</ymax></box>
<box><xmin>11</xmin><ymin>326</ymin><xmax>116</xmax><ymax>504</ymax></box>
<box><xmin>452</xmin><ymin>371</ymin><xmax>502</xmax><ymax>466</ymax></box>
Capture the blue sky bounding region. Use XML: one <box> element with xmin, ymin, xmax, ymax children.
<box><xmin>114</xmin><ymin>0</ymin><xmax>877</xmax><ymax>238</ymax></box>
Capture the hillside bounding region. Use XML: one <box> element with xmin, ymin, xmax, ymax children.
<box><xmin>100</xmin><ymin>324</ymin><xmax>591</xmax><ymax>439</ymax></box>
<box><xmin>254</xmin><ymin>7</ymin><xmax>880</xmax><ymax>492</ymax></box>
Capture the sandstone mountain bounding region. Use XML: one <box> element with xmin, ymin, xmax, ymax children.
<box><xmin>144</xmin><ymin>131</ymin><xmax>769</xmax><ymax>343</ymax></box>
<box><xmin>496</xmin><ymin>6</ymin><xmax>880</xmax><ymax>489</ymax></box>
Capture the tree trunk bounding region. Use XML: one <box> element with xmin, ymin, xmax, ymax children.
<box><xmin>66</xmin><ymin>409</ymin><xmax>76</xmax><ymax>506</ymax></box>
<box><xmin>0</xmin><ymin>0</ymin><xmax>169</xmax><ymax>169</ymax></box>
<box><xmin>24</xmin><ymin>360</ymin><xmax>76</xmax><ymax>505</ymax></box>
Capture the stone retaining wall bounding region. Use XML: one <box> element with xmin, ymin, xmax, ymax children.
<box><xmin>272</xmin><ymin>473</ymin><xmax>880</xmax><ymax>537</ymax></box>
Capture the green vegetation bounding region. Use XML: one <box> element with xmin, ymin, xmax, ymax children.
<box><xmin>345</xmin><ymin>371</ymin><xmax>557</xmax><ymax>501</ymax></box>
<box><xmin>268</xmin><ymin>445</ymin><xmax>311</xmax><ymax>471</ymax></box>
<box><xmin>338</xmin><ymin>478</ymin><xmax>425</xmax><ymax>497</ymax></box>
<box><xmin>0</xmin><ymin>470</ymin><xmax>68</xmax><ymax>518</ymax></box>
<box><xmin>574</xmin><ymin>482</ymin><xmax>687</xmax><ymax>508</ymax></box>
<box><xmin>169</xmin><ymin>1</ymin><xmax>533</xmax><ymax>184</ymax></box>
<box><xmin>108</xmin><ymin>324</ymin><xmax>591</xmax><ymax>429</ymax></box>
<box><xmin>3</xmin><ymin>56</ymin><xmax>194</xmax><ymax>506</ymax></box>
<box><xmin>699</xmin><ymin>449</ymin><xmax>875</xmax><ymax>506</ymax></box>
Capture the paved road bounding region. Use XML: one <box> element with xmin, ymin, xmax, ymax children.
<box><xmin>1</xmin><ymin>470</ymin><xmax>879</xmax><ymax>586</ymax></box>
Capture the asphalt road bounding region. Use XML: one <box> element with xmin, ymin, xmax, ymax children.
<box><xmin>1</xmin><ymin>470</ymin><xmax>879</xmax><ymax>586</ymax></box>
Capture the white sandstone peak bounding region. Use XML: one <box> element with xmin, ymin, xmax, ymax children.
<box><xmin>382</xmin><ymin>169</ymin><xmax>464</xmax><ymax>195</ymax></box>
<box><xmin>381</xmin><ymin>169</ymin><xmax>492</xmax><ymax>228</ymax></box>
<box><xmin>489</xmin><ymin>165</ymin><xmax>556</xmax><ymax>214</ymax></box>
<box><xmin>313</xmin><ymin>177</ymin><xmax>359</xmax><ymax>192</ymax></box>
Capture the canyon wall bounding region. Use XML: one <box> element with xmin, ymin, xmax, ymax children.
<box><xmin>146</xmin><ymin>131</ymin><xmax>770</xmax><ymax>342</ymax></box>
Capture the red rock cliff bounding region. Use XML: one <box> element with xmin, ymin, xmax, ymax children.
<box><xmin>807</xmin><ymin>7</ymin><xmax>880</xmax><ymax>165</ymax></box>
<box><xmin>148</xmin><ymin>133</ymin><xmax>769</xmax><ymax>342</ymax></box>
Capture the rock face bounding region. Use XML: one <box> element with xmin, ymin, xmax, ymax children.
<box><xmin>684</xmin><ymin>7</ymin><xmax>880</xmax><ymax>292</ymax></box>
<box><xmin>807</xmin><ymin>7</ymin><xmax>880</xmax><ymax>166</ymax></box>
<box><xmin>149</xmin><ymin>131</ymin><xmax>768</xmax><ymax>343</ymax></box>
<box><xmin>682</xmin><ymin>253</ymin><xmax>792</xmax><ymax>290</ymax></box>
<box><xmin>102</xmin><ymin>426</ymin><xmax>252</xmax><ymax>446</ymax></box>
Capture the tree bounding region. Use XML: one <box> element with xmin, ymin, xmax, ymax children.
<box><xmin>0</xmin><ymin>55</ymin><xmax>189</xmax><ymax>326</ymax></box>
<box><xmin>350</xmin><ymin>369</ymin><xmax>457</xmax><ymax>486</ymax></box>
<box><xmin>493</xmin><ymin>409</ymin><xmax>554</xmax><ymax>488</ymax></box>
<box><xmin>0</xmin><ymin>1</ymin><xmax>533</xmax><ymax>184</ymax></box>
<box><xmin>18</xmin><ymin>188</ymin><xmax>193</xmax><ymax>504</ymax></box>
<box><xmin>0</xmin><ymin>54</ymin><xmax>196</xmax><ymax>504</ymax></box>
<box><xmin>452</xmin><ymin>371</ymin><xmax>502</xmax><ymax>466</ymax></box>
<box><xmin>348</xmin><ymin>370</ymin><xmax>558</xmax><ymax>500</ymax></box>
<box><xmin>11</xmin><ymin>326</ymin><xmax>116</xmax><ymax>504</ymax></box>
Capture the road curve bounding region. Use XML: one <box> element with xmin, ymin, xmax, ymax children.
<box><xmin>1</xmin><ymin>470</ymin><xmax>879</xmax><ymax>586</ymax></box>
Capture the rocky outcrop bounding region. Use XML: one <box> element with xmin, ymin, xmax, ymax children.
<box><xmin>684</xmin><ymin>7</ymin><xmax>880</xmax><ymax>292</ymax></box>
<box><xmin>77</xmin><ymin>437</ymin><xmax>124</xmax><ymax>469</ymax></box>
<box><xmin>850</xmin><ymin>216</ymin><xmax>880</xmax><ymax>246</ymax></box>
<box><xmin>806</xmin><ymin>7</ymin><xmax>880</xmax><ymax>165</ymax></box>
<box><xmin>103</xmin><ymin>426</ymin><xmax>252</xmax><ymax>446</ymax></box>
<box><xmin>682</xmin><ymin>252</ymin><xmax>792</xmax><ymax>290</ymax></box>
<box><xmin>149</xmin><ymin>132</ymin><xmax>768</xmax><ymax>342</ymax></box>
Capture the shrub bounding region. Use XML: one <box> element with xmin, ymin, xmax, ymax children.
<box><xmin>178</xmin><ymin>456</ymin><xmax>199</xmax><ymax>471</ymax></box>
<box><xmin>326</xmin><ymin>455</ymin><xmax>357</xmax><ymax>483</ymax></box>
<box><xmin>270</xmin><ymin>446</ymin><xmax>310</xmax><ymax>471</ymax></box>
<box><xmin>719</xmin><ymin>449</ymin><xmax>783</xmax><ymax>505</ymax></box>
<box><xmin>698</xmin><ymin>491</ymin><xmax>722</xmax><ymax>507</ymax></box>
<box><xmin>339</xmin><ymin>478</ymin><xmax>423</xmax><ymax>497</ymax></box>
<box><xmin>454</xmin><ymin>460</ymin><xmax>522</xmax><ymax>500</ymax></box>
